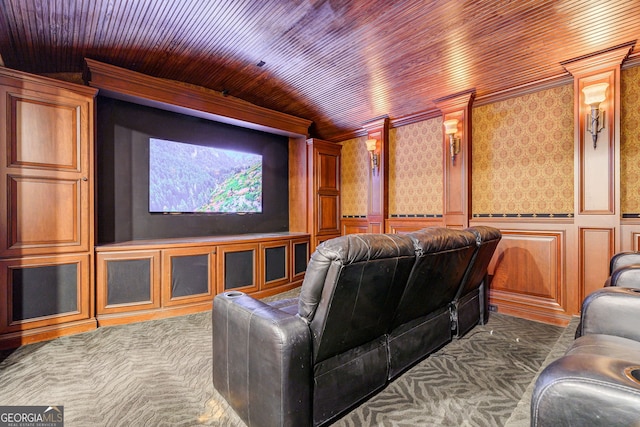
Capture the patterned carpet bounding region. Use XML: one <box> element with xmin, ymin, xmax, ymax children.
<box><xmin>0</xmin><ymin>290</ymin><xmax>575</xmax><ymax>427</ymax></box>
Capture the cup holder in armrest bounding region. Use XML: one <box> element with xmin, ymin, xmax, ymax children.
<box><xmin>631</xmin><ymin>289</ymin><xmax>640</xmax><ymax>293</ymax></box>
<box><xmin>625</xmin><ymin>366</ymin><xmax>640</xmax><ymax>384</ymax></box>
<box><xmin>224</xmin><ymin>291</ymin><xmax>245</xmax><ymax>298</ymax></box>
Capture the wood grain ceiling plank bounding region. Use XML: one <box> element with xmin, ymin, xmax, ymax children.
<box><xmin>1</xmin><ymin>0</ymin><xmax>639</xmax><ymax>139</ymax></box>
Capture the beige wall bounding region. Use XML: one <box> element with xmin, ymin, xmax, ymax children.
<box><xmin>471</xmin><ymin>84</ymin><xmax>574</xmax><ymax>216</ymax></box>
<box><xmin>621</xmin><ymin>65</ymin><xmax>640</xmax><ymax>214</ymax></box>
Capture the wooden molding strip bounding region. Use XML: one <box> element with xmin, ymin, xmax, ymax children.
<box><xmin>474</xmin><ymin>73</ymin><xmax>573</xmax><ymax>107</ymax></box>
<box><xmin>561</xmin><ymin>41</ymin><xmax>635</xmax><ymax>76</ymax></box>
<box><xmin>83</xmin><ymin>58</ymin><xmax>312</xmax><ymax>138</ymax></box>
<box><xmin>0</xmin><ymin>66</ymin><xmax>98</xmax><ymax>97</ymax></box>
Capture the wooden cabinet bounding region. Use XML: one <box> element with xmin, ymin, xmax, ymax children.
<box><xmin>96</xmin><ymin>250</ymin><xmax>162</xmax><ymax>316</ymax></box>
<box><xmin>0</xmin><ymin>68</ymin><xmax>97</xmax><ymax>349</ymax></box>
<box><xmin>307</xmin><ymin>138</ymin><xmax>342</xmax><ymax>249</ymax></box>
<box><xmin>95</xmin><ymin>233</ymin><xmax>309</xmax><ymax>326</ymax></box>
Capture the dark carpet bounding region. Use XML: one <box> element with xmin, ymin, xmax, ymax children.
<box><xmin>0</xmin><ymin>289</ymin><xmax>576</xmax><ymax>426</ymax></box>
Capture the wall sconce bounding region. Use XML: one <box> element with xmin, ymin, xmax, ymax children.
<box><xmin>443</xmin><ymin>118</ymin><xmax>460</xmax><ymax>163</ymax></box>
<box><xmin>365</xmin><ymin>138</ymin><xmax>379</xmax><ymax>175</ymax></box>
<box><xmin>582</xmin><ymin>82</ymin><xmax>608</xmax><ymax>149</ymax></box>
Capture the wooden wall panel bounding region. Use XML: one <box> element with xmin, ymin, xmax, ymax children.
<box><xmin>9</xmin><ymin>176</ymin><xmax>79</xmax><ymax>248</ymax></box>
<box><xmin>11</xmin><ymin>96</ymin><xmax>79</xmax><ymax>170</ymax></box>
<box><xmin>472</xmin><ymin>221</ymin><xmax>573</xmax><ymax>326</ymax></box>
<box><xmin>386</xmin><ymin>218</ymin><xmax>443</xmax><ymax>234</ymax></box>
<box><xmin>579</xmin><ymin>227</ymin><xmax>615</xmax><ymax>302</ymax></box>
<box><xmin>622</xmin><ymin>222</ymin><xmax>640</xmax><ymax>251</ymax></box>
<box><xmin>341</xmin><ymin>218</ymin><xmax>368</xmax><ymax>235</ymax></box>
<box><xmin>490</xmin><ymin>230</ymin><xmax>563</xmax><ymax>300</ymax></box>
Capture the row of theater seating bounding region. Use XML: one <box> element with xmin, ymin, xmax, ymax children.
<box><xmin>531</xmin><ymin>252</ymin><xmax>640</xmax><ymax>426</ymax></box>
<box><xmin>212</xmin><ymin>226</ymin><xmax>501</xmax><ymax>427</ymax></box>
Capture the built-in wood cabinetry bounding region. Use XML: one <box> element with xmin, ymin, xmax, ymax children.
<box><xmin>0</xmin><ymin>67</ymin><xmax>98</xmax><ymax>348</ymax></box>
<box><xmin>0</xmin><ymin>64</ymin><xmax>314</xmax><ymax>348</ymax></box>
<box><xmin>306</xmin><ymin>138</ymin><xmax>342</xmax><ymax>249</ymax></box>
<box><xmin>95</xmin><ymin>233</ymin><xmax>309</xmax><ymax>326</ymax></box>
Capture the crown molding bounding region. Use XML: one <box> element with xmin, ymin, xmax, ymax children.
<box><xmin>83</xmin><ymin>58</ymin><xmax>312</xmax><ymax>138</ymax></box>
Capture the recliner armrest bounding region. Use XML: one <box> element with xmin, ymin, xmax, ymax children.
<box><xmin>212</xmin><ymin>291</ymin><xmax>312</xmax><ymax>427</ymax></box>
<box><xmin>578</xmin><ymin>287</ymin><xmax>640</xmax><ymax>341</ymax></box>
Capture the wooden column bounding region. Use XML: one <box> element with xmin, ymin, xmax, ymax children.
<box><xmin>435</xmin><ymin>92</ymin><xmax>474</xmax><ymax>229</ymax></box>
<box><xmin>562</xmin><ymin>43</ymin><xmax>633</xmax><ymax>310</ymax></box>
<box><xmin>362</xmin><ymin>116</ymin><xmax>389</xmax><ymax>233</ymax></box>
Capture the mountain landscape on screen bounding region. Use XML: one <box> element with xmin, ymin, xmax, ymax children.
<box><xmin>149</xmin><ymin>138</ymin><xmax>262</xmax><ymax>213</ymax></box>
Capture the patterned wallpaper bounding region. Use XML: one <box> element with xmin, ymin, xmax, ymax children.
<box><xmin>621</xmin><ymin>65</ymin><xmax>640</xmax><ymax>215</ymax></box>
<box><xmin>339</xmin><ymin>65</ymin><xmax>640</xmax><ymax>220</ymax></box>
<box><xmin>471</xmin><ymin>85</ymin><xmax>575</xmax><ymax>216</ymax></box>
<box><xmin>389</xmin><ymin>117</ymin><xmax>443</xmax><ymax>215</ymax></box>
<box><xmin>340</xmin><ymin>136</ymin><xmax>369</xmax><ymax>216</ymax></box>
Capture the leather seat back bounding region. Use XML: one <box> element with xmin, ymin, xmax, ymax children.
<box><xmin>297</xmin><ymin>233</ymin><xmax>416</xmax><ymax>363</ymax></box>
<box><xmin>455</xmin><ymin>226</ymin><xmax>502</xmax><ymax>301</ymax></box>
<box><xmin>392</xmin><ymin>227</ymin><xmax>477</xmax><ymax>328</ymax></box>
<box><xmin>609</xmin><ymin>251</ymin><xmax>640</xmax><ymax>274</ymax></box>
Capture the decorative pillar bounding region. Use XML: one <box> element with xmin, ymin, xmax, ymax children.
<box><xmin>362</xmin><ymin>116</ymin><xmax>389</xmax><ymax>233</ymax></box>
<box><xmin>561</xmin><ymin>42</ymin><xmax>633</xmax><ymax>309</ymax></box>
<box><xmin>435</xmin><ymin>91</ymin><xmax>474</xmax><ymax>229</ymax></box>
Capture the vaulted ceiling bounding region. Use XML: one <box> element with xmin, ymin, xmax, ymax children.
<box><xmin>0</xmin><ymin>0</ymin><xmax>639</xmax><ymax>140</ymax></box>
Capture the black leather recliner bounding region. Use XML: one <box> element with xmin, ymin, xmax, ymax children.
<box><xmin>531</xmin><ymin>268</ymin><xmax>640</xmax><ymax>426</ymax></box>
<box><xmin>212</xmin><ymin>227</ymin><xmax>500</xmax><ymax>427</ymax></box>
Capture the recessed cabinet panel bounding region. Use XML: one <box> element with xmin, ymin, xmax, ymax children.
<box><xmin>10</xmin><ymin>95</ymin><xmax>79</xmax><ymax>170</ymax></box>
<box><xmin>162</xmin><ymin>247</ymin><xmax>215</xmax><ymax>306</ymax></box>
<box><xmin>262</xmin><ymin>242</ymin><xmax>288</xmax><ymax>289</ymax></box>
<box><xmin>217</xmin><ymin>243</ymin><xmax>259</xmax><ymax>294</ymax></box>
<box><xmin>107</xmin><ymin>259</ymin><xmax>151</xmax><ymax>305</ymax></box>
<box><xmin>96</xmin><ymin>251</ymin><xmax>160</xmax><ymax>314</ymax></box>
<box><xmin>292</xmin><ymin>240</ymin><xmax>309</xmax><ymax>281</ymax></box>
<box><xmin>0</xmin><ymin>254</ymin><xmax>91</xmax><ymax>333</ymax></box>
<box><xmin>318</xmin><ymin>152</ymin><xmax>339</xmax><ymax>191</ymax></box>
<box><xmin>8</xmin><ymin>176</ymin><xmax>79</xmax><ymax>249</ymax></box>
<box><xmin>172</xmin><ymin>255</ymin><xmax>209</xmax><ymax>297</ymax></box>
<box><xmin>12</xmin><ymin>263</ymin><xmax>78</xmax><ymax>322</ymax></box>
<box><xmin>225</xmin><ymin>251</ymin><xmax>254</xmax><ymax>289</ymax></box>
<box><xmin>318</xmin><ymin>195</ymin><xmax>339</xmax><ymax>233</ymax></box>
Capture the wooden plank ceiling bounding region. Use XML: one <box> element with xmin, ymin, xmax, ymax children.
<box><xmin>0</xmin><ymin>0</ymin><xmax>638</xmax><ymax>140</ymax></box>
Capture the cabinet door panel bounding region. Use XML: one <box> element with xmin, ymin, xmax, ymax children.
<box><xmin>162</xmin><ymin>246</ymin><xmax>215</xmax><ymax>306</ymax></box>
<box><xmin>0</xmin><ymin>254</ymin><xmax>91</xmax><ymax>333</ymax></box>
<box><xmin>261</xmin><ymin>241</ymin><xmax>289</xmax><ymax>289</ymax></box>
<box><xmin>217</xmin><ymin>243</ymin><xmax>259</xmax><ymax>294</ymax></box>
<box><xmin>0</xmin><ymin>85</ymin><xmax>92</xmax><ymax>257</ymax></box>
<box><xmin>10</xmin><ymin>95</ymin><xmax>79</xmax><ymax>170</ymax></box>
<box><xmin>8</xmin><ymin>176</ymin><xmax>80</xmax><ymax>249</ymax></box>
<box><xmin>96</xmin><ymin>251</ymin><xmax>161</xmax><ymax>314</ymax></box>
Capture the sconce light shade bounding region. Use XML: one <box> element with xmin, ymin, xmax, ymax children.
<box><xmin>582</xmin><ymin>82</ymin><xmax>608</xmax><ymax>149</ymax></box>
<box><xmin>582</xmin><ymin>82</ymin><xmax>609</xmax><ymax>107</ymax></box>
<box><xmin>365</xmin><ymin>138</ymin><xmax>379</xmax><ymax>175</ymax></box>
<box><xmin>365</xmin><ymin>138</ymin><xmax>377</xmax><ymax>152</ymax></box>
<box><xmin>443</xmin><ymin>119</ymin><xmax>460</xmax><ymax>163</ymax></box>
<box><xmin>443</xmin><ymin>119</ymin><xmax>459</xmax><ymax>135</ymax></box>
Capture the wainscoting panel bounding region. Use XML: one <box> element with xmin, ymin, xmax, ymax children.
<box><xmin>621</xmin><ymin>221</ymin><xmax>640</xmax><ymax>251</ymax></box>
<box><xmin>578</xmin><ymin>227</ymin><xmax>615</xmax><ymax>304</ymax></box>
<box><xmin>472</xmin><ymin>221</ymin><xmax>573</xmax><ymax>326</ymax></box>
<box><xmin>386</xmin><ymin>217</ymin><xmax>443</xmax><ymax>234</ymax></box>
<box><xmin>341</xmin><ymin>218</ymin><xmax>368</xmax><ymax>235</ymax></box>
<box><xmin>491</xmin><ymin>230</ymin><xmax>563</xmax><ymax>299</ymax></box>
